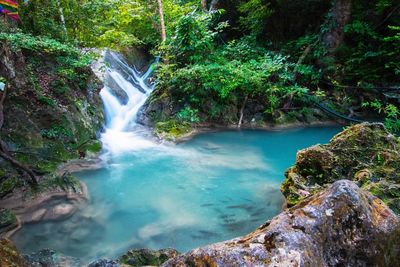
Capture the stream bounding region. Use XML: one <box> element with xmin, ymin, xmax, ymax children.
<box><xmin>11</xmin><ymin>52</ymin><xmax>342</xmax><ymax>263</ymax></box>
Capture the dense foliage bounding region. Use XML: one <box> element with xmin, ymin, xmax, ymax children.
<box><xmin>1</xmin><ymin>0</ymin><xmax>400</xmax><ymax>130</ymax></box>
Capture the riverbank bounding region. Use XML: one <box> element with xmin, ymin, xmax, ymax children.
<box><xmin>171</xmin><ymin>119</ymin><xmax>343</xmax><ymax>143</ymax></box>
<box><xmin>0</xmin><ymin>179</ymin><xmax>88</xmax><ymax>239</ymax></box>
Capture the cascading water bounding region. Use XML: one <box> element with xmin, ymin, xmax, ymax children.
<box><xmin>99</xmin><ymin>52</ymin><xmax>158</xmax><ymax>154</ymax></box>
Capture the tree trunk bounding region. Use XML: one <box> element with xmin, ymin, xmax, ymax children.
<box><xmin>238</xmin><ymin>94</ymin><xmax>249</xmax><ymax>128</ymax></box>
<box><xmin>56</xmin><ymin>0</ymin><xmax>68</xmax><ymax>40</ymax></box>
<box><xmin>201</xmin><ymin>0</ymin><xmax>207</xmax><ymax>12</ymax></box>
<box><xmin>322</xmin><ymin>0</ymin><xmax>352</xmax><ymax>54</ymax></box>
<box><xmin>157</xmin><ymin>0</ymin><xmax>166</xmax><ymax>42</ymax></box>
<box><xmin>209</xmin><ymin>0</ymin><xmax>219</xmax><ymax>12</ymax></box>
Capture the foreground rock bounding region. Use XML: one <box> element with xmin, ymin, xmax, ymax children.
<box><xmin>0</xmin><ymin>238</ymin><xmax>27</xmax><ymax>267</ymax></box>
<box><xmin>163</xmin><ymin>180</ymin><xmax>400</xmax><ymax>267</ymax></box>
<box><xmin>282</xmin><ymin>123</ymin><xmax>400</xmax><ymax>212</ymax></box>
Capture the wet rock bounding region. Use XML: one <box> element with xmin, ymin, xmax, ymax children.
<box><xmin>119</xmin><ymin>248</ymin><xmax>179</xmax><ymax>267</ymax></box>
<box><xmin>281</xmin><ymin>123</ymin><xmax>400</xmax><ymax>212</ymax></box>
<box><xmin>0</xmin><ymin>238</ymin><xmax>27</xmax><ymax>267</ymax></box>
<box><xmin>162</xmin><ymin>180</ymin><xmax>400</xmax><ymax>267</ymax></box>
<box><xmin>24</xmin><ymin>249</ymin><xmax>81</xmax><ymax>267</ymax></box>
<box><xmin>0</xmin><ymin>40</ymin><xmax>104</xmax><ymax>192</ymax></box>
<box><xmin>88</xmin><ymin>259</ymin><xmax>120</xmax><ymax>267</ymax></box>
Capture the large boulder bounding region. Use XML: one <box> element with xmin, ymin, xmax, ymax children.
<box><xmin>162</xmin><ymin>180</ymin><xmax>400</xmax><ymax>267</ymax></box>
<box><xmin>281</xmin><ymin>123</ymin><xmax>400</xmax><ymax>212</ymax></box>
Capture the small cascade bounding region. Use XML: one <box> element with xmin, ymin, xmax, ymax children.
<box><xmin>100</xmin><ymin>51</ymin><xmax>157</xmax><ymax>154</ymax></box>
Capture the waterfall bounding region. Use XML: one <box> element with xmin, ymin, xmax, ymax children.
<box><xmin>99</xmin><ymin>51</ymin><xmax>157</xmax><ymax>154</ymax></box>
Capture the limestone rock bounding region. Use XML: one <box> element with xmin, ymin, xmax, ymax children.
<box><xmin>162</xmin><ymin>180</ymin><xmax>400</xmax><ymax>267</ymax></box>
<box><xmin>281</xmin><ymin>123</ymin><xmax>400</xmax><ymax>212</ymax></box>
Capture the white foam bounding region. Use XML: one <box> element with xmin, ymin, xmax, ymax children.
<box><xmin>100</xmin><ymin>52</ymin><xmax>156</xmax><ymax>155</ymax></box>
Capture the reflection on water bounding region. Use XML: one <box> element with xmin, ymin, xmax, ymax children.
<box><xmin>12</xmin><ymin>127</ymin><xmax>341</xmax><ymax>263</ymax></box>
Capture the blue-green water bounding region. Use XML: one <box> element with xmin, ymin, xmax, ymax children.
<box><xmin>12</xmin><ymin>127</ymin><xmax>341</xmax><ymax>263</ymax></box>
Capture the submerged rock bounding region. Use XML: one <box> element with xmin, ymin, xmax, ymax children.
<box><xmin>24</xmin><ymin>249</ymin><xmax>81</xmax><ymax>267</ymax></box>
<box><xmin>119</xmin><ymin>248</ymin><xmax>179</xmax><ymax>267</ymax></box>
<box><xmin>281</xmin><ymin>123</ymin><xmax>400</xmax><ymax>212</ymax></box>
<box><xmin>162</xmin><ymin>180</ymin><xmax>400</xmax><ymax>267</ymax></box>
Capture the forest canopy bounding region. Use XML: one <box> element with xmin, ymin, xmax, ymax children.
<box><xmin>1</xmin><ymin>0</ymin><xmax>400</xmax><ymax>130</ymax></box>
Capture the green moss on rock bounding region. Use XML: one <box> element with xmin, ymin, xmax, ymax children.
<box><xmin>281</xmin><ymin>123</ymin><xmax>400</xmax><ymax>213</ymax></box>
<box><xmin>0</xmin><ymin>209</ymin><xmax>16</xmax><ymax>229</ymax></box>
<box><xmin>0</xmin><ymin>41</ymin><xmax>104</xmax><ymax>193</ymax></box>
<box><xmin>155</xmin><ymin>120</ymin><xmax>192</xmax><ymax>141</ymax></box>
<box><xmin>119</xmin><ymin>248</ymin><xmax>179</xmax><ymax>266</ymax></box>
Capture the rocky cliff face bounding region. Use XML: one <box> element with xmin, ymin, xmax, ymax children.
<box><xmin>163</xmin><ymin>180</ymin><xmax>400</xmax><ymax>267</ymax></box>
<box><xmin>0</xmin><ymin>41</ymin><xmax>104</xmax><ymax>197</ymax></box>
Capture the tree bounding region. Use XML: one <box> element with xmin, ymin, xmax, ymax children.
<box><xmin>201</xmin><ymin>0</ymin><xmax>207</xmax><ymax>12</ymax></box>
<box><xmin>209</xmin><ymin>0</ymin><xmax>219</xmax><ymax>12</ymax></box>
<box><xmin>322</xmin><ymin>0</ymin><xmax>352</xmax><ymax>54</ymax></box>
<box><xmin>56</xmin><ymin>0</ymin><xmax>68</xmax><ymax>40</ymax></box>
<box><xmin>157</xmin><ymin>0</ymin><xmax>167</xmax><ymax>42</ymax></box>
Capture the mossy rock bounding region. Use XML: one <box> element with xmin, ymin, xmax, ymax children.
<box><xmin>0</xmin><ymin>177</ymin><xmax>19</xmax><ymax>197</ymax></box>
<box><xmin>0</xmin><ymin>239</ymin><xmax>27</xmax><ymax>267</ymax></box>
<box><xmin>82</xmin><ymin>140</ymin><xmax>102</xmax><ymax>154</ymax></box>
<box><xmin>281</xmin><ymin>123</ymin><xmax>400</xmax><ymax>213</ymax></box>
<box><xmin>0</xmin><ymin>209</ymin><xmax>17</xmax><ymax>235</ymax></box>
<box><xmin>33</xmin><ymin>173</ymin><xmax>82</xmax><ymax>195</ymax></box>
<box><xmin>155</xmin><ymin>120</ymin><xmax>192</xmax><ymax>141</ymax></box>
<box><xmin>119</xmin><ymin>248</ymin><xmax>179</xmax><ymax>267</ymax></box>
<box><xmin>0</xmin><ymin>209</ymin><xmax>16</xmax><ymax>228</ymax></box>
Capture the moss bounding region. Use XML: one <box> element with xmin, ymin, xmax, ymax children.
<box><xmin>0</xmin><ymin>239</ymin><xmax>26</xmax><ymax>267</ymax></box>
<box><xmin>0</xmin><ymin>41</ymin><xmax>103</xmax><ymax>198</ymax></box>
<box><xmin>0</xmin><ymin>209</ymin><xmax>16</xmax><ymax>228</ymax></box>
<box><xmin>155</xmin><ymin>120</ymin><xmax>192</xmax><ymax>141</ymax></box>
<box><xmin>0</xmin><ymin>177</ymin><xmax>19</xmax><ymax>197</ymax></box>
<box><xmin>34</xmin><ymin>174</ymin><xmax>81</xmax><ymax>194</ymax></box>
<box><xmin>119</xmin><ymin>248</ymin><xmax>179</xmax><ymax>267</ymax></box>
<box><xmin>82</xmin><ymin>140</ymin><xmax>102</xmax><ymax>153</ymax></box>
